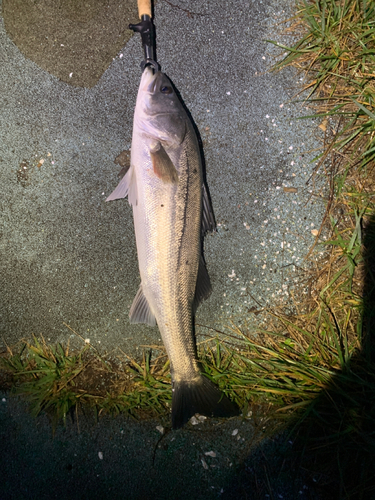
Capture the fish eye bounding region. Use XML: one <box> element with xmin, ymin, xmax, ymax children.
<box><xmin>160</xmin><ymin>85</ymin><xmax>172</xmax><ymax>94</ymax></box>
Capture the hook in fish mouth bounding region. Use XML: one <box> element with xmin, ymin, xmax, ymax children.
<box><xmin>141</xmin><ymin>59</ymin><xmax>160</xmax><ymax>73</ymax></box>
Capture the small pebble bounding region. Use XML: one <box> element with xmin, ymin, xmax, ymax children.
<box><xmin>190</xmin><ymin>416</ymin><xmax>199</xmax><ymax>425</ymax></box>
<box><xmin>201</xmin><ymin>458</ymin><xmax>208</xmax><ymax>469</ymax></box>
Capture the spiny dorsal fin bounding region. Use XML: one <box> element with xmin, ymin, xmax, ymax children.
<box><xmin>201</xmin><ymin>183</ymin><xmax>216</xmax><ymax>236</ymax></box>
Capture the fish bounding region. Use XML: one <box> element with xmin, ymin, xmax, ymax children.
<box><xmin>106</xmin><ymin>66</ymin><xmax>238</xmax><ymax>428</ymax></box>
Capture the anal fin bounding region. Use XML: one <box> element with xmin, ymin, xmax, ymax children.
<box><xmin>129</xmin><ymin>285</ymin><xmax>157</xmax><ymax>326</ymax></box>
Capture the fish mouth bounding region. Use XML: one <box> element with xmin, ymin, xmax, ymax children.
<box><xmin>141</xmin><ymin>66</ymin><xmax>162</xmax><ymax>94</ymax></box>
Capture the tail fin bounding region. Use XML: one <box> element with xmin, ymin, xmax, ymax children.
<box><xmin>171</xmin><ymin>375</ymin><xmax>239</xmax><ymax>429</ymax></box>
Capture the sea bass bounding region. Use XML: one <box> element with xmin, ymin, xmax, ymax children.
<box><xmin>107</xmin><ymin>67</ymin><xmax>238</xmax><ymax>428</ymax></box>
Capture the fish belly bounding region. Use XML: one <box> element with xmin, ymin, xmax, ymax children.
<box><xmin>132</xmin><ymin>125</ymin><xmax>202</xmax><ymax>381</ymax></box>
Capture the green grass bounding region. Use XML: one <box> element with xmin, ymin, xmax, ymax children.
<box><xmin>0</xmin><ymin>336</ymin><xmax>174</xmax><ymax>428</ymax></box>
<box><xmin>271</xmin><ymin>0</ymin><xmax>375</xmax><ymax>173</ymax></box>
<box><xmin>264</xmin><ymin>0</ymin><xmax>375</xmax><ymax>496</ymax></box>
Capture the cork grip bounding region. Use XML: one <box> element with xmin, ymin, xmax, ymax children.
<box><xmin>138</xmin><ymin>0</ymin><xmax>152</xmax><ymax>18</ymax></box>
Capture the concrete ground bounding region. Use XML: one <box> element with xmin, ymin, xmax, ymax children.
<box><xmin>0</xmin><ymin>0</ymin><xmax>324</xmax><ymax>355</ymax></box>
<box><xmin>0</xmin><ymin>0</ymin><xmax>325</xmax><ymax>498</ymax></box>
<box><xmin>1</xmin><ymin>392</ymin><xmax>321</xmax><ymax>500</ymax></box>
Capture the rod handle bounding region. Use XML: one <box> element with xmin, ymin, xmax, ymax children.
<box><xmin>138</xmin><ymin>0</ymin><xmax>152</xmax><ymax>18</ymax></box>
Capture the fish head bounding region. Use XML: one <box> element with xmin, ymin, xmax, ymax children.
<box><xmin>135</xmin><ymin>67</ymin><xmax>187</xmax><ymax>146</ymax></box>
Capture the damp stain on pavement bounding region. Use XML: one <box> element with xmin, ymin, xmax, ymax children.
<box><xmin>2</xmin><ymin>0</ymin><xmax>138</xmax><ymax>87</ymax></box>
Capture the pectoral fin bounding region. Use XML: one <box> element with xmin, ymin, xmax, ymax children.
<box><xmin>150</xmin><ymin>143</ymin><xmax>179</xmax><ymax>184</ymax></box>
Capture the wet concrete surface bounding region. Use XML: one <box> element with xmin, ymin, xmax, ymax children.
<box><xmin>0</xmin><ymin>1</ymin><xmax>325</xmax><ymax>498</ymax></box>
<box><xmin>2</xmin><ymin>0</ymin><xmax>138</xmax><ymax>88</ymax></box>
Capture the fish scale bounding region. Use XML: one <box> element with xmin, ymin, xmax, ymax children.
<box><xmin>141</xmin><ymin>128</ymin><xmax>201</xmax><ymax>379</ymax></box>
<box><xmin>107</xmin><ymin>67</ymin><xmax>238</xmax><ymax>428</ymax></box>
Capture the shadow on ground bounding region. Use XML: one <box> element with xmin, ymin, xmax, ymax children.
<box><xmin>222</xmin><ymin>215</ymin><xmax>375</xmax><ymax>500</ymax></box>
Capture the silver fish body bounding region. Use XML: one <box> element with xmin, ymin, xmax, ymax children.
<box><xmin>107</xmin><ymin>67</ymin><xmax>237</xmax><ymax>428</ymax></box>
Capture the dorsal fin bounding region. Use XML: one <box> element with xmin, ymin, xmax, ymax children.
<box><xmin>201</xmin><ymin>183</ymin><xmax>216</xmax><ymax>236</ymax></box>
<box><xmin>193</xmin><ymin>255</ymin><xmax>212</xmax><ymax>315</ymax></box>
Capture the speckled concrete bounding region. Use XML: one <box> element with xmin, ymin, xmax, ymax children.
<box><xmin>0</xmin><ymin>392</ymin><xmax>319</xmax><ymax>500</ymax></box>
<box><xmin>0</xmin><ymin>0</ymin><xmax>325</xmax><ymax>356</ymax></box>
<box><xmin>0</xmin><ymin>1</ymin><xmax>328</xmax><ymax>498</ymax></box>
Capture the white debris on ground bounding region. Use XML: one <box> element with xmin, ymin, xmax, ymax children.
<box><xmin>190</xmin><ymin>414</ymin><xmax>207</xmax><ymax>426</ymax></box>
<box><xmin>193</xmin><ymin>0</ymin><xmax>329</xmax><ymax>341</ymax></box>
